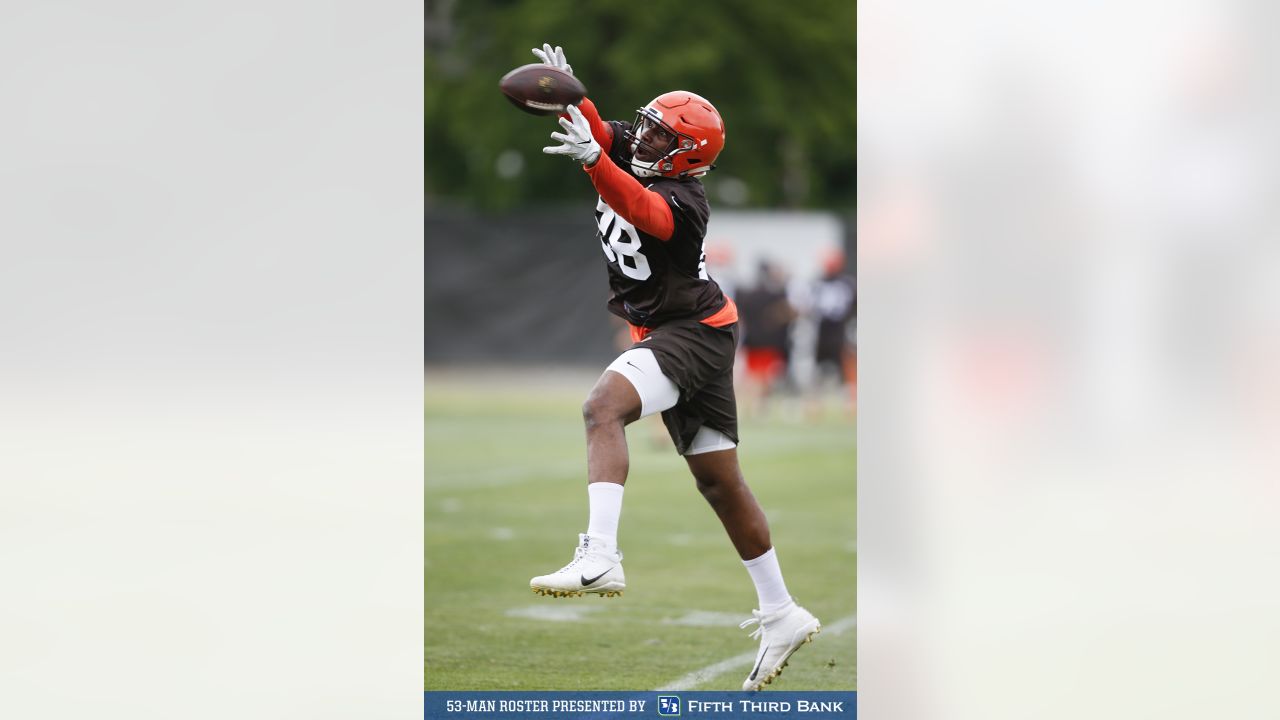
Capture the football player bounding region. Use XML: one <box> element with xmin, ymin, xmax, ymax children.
<box><xmin>526</xmin><ymin>44</ymin><xmax>821</xmax><ymax>691</ymax></box>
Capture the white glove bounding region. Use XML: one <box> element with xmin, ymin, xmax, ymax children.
<box><xmin>531</xmin><ymin>43</ymin><xmax>573</xmax><ymax>76</ymax></box>
<box><xmin>542</xmin><ymin>104</ymin><xmax>601</xmax><ymax>167</ymax></box>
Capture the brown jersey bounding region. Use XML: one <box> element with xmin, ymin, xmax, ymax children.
<box><xmin>594</xmin><ymin>120</ymin><xmax>728</xmax><ymax>329</ymax></box>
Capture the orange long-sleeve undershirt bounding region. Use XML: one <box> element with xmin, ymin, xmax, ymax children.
<box><xmin>571</xmin><ymin>98</ymin><xmax>675</xmax><ymax>241</ymax></box>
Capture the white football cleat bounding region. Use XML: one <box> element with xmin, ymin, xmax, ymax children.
<box><xmin>740</xmin><ymin>600</ymin><xmax>821</xmax><ymax>691</ymax></box>
<box><xmin>530</xmin><ymin>533</ymin><xmax>625</xmax><ymax>598</ymax></box>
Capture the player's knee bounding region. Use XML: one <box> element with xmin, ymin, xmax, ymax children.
<box><xmin>582</xmin><ymin>393</ymin><xmax>622</xmax><ymax>429</ymax></box>
<box><xmin>693</xmin><ymin>462</ymin><xmax>746</xmax><ymax>503</ymax></box>
<box><xmin>583</xmin><ymin>375</ymin><xmax>643</xmax><ymax>428</ymax></box>
<box><xmin>695</xmin><ymin>477</ymin><xmax>718</xmax><ymax>501</ymax></box>
<box><xmin>694</xmin><ymin>472</ymin><xmax>724</xmax><ymax>502</ymax></box>
<box><xmin>581</xmin><ymin>397</ymin><xmax>600</xmax><ymax>428</ymax></box>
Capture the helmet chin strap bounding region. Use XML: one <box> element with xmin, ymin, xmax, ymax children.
<box><xmin>631</xmin><ymin>161</ymin><xmax>661</xmax><ymax>178</ymax></box>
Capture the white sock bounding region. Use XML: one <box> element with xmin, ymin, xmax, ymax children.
<box><xmin>743</xmin><ymin>547</ymin><xmax>792</xmax><ymax>614</ymax></box>
<box><xmin>586</xmin><ymin>482</ymin><xmax>625</xmax><ymax>545</ymax></box>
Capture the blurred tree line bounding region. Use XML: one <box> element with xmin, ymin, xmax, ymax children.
<box><xmin>426</xmin><ymin>0</ymin><xmax>855</xmax><ymax>211</ymax></box>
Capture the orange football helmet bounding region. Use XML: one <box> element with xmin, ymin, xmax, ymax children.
<box><xmin>625</xmin><ymin>91</ymin><xmax>725</xmax><ymax>178</ymax></box>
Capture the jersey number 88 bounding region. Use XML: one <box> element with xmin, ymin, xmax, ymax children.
<box><xmin>595</xmin><ymin>199</ymin><xmax>652</xmax><ymax>281</ymax></box>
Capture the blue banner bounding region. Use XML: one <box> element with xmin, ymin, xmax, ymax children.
<box><xmin>424</xmin><ymin>691</ymin><xmax>856</xmax><ymax>719</ymax></box>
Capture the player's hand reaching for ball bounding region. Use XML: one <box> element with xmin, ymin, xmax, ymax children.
<box><xmin>543</xmin><ymin>104</ymin><xmax>601</xmax><ymax>167</ymax></box>
<box><xmin>531</xmin><ymin>43</ymin><xmax>573</xmax><ymax>76</ymax></box>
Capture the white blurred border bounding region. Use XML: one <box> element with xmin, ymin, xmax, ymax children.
<box><xmin>860</xmin><ymin>1</ymin><xmax>1280</xmax><ymax>717</ymax></box>
<box><xmin>0</xmin><ymin>2</ymin><xmax>423</xmax><ymax>718</ymax></box>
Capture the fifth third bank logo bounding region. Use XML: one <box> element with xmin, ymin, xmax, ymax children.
<box><xmin>657</xmin><ymin>695</ymin><xmax>681</xmax><ymax>716</ymax></box>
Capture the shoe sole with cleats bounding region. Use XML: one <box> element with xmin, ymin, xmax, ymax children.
<box><xmin>530</xmin><ymin>587</ymin><xmax>623</xmax><ymax>598</ymax></box>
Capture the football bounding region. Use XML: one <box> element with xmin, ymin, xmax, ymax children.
<box><xmin>498</xmin><ymin>63</ymin><xmax>587</xmax><ymax>116</ymax></box>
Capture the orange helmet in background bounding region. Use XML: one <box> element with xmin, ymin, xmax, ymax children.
<box><xmin>625</xmin><ymin>91</ymin><xmax>725</xmax><ymax>178</ymax></box>
<box><xmin>822</xmin><ymin>248</ymin><xmax>847</xmax><ymax>277</ymax></box>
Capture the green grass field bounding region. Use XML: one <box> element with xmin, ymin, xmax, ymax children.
<box><xmin>425</xmin><ymin>368</ymin><xmax>856</xmax><ymax>691</ymax></box>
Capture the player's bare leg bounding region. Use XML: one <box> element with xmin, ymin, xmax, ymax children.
<box><xmin>684</xmin><ymin>447</ymin><xmax>771</xmax><ymax>560</ymax></box>
<box><xmin>581</xmin><ymin>370</ymin><xmax>642</xmax><ymax>486</ymax></box>
<box><xmin>529</xmin><ymin>370</ymin><xmax>639</xmax><ymax>598</ymax></box>
<box><xmin>686</xmin><ymin>446</ymin><xmax>821</xmax><ymax>690</ymax></box>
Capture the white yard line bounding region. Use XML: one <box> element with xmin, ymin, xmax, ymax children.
<box><xmin>655</xmin><ymin>613</ymin><xmax>857</xmax><ymax>691</ymax></box>
<box><xmin>656</xmin><ymin>650</ymin><xmax>760</xmax><ymax>691</ymax></box>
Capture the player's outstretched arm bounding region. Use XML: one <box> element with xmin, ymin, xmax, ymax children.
<box><xmin>583</xmin><ymin>152</ymin><xmax>674</xmax><ymax>241</ymax></box>
<box><xmin>544</xmin><ymin>105</ymin><xmax>674</xmax><ymax>241</ymax></box>
<box><xmin>533</xmin><ymin>43</ymin><xmax>613</xmax><ymax>148</ymax></box>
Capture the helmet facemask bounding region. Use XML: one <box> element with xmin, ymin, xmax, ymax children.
<box><xmin>625</xmin><ymin>107</ymin><xmax>701</xmax><ymax>178</ymax></box>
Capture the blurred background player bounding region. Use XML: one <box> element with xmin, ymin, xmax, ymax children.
<box><xmin>737</xmin><ymin>259</ymin><xmax>797</xmax><ymax>418</ymax></box>
<box><xmin>806</xmin><ymin>249</ymin><xmax>857</xmax><ymax>415</ymax></box>
<box><xmin>524</xmin><ymin>44</ymin><xmax>821</xmax><ymax>691</ymax></box>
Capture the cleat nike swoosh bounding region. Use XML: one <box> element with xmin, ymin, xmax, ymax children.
<box><xmin>580</xmin><ymin>569</ymin><xmax>610</xmax><ymax>586</ymax></box>
<box><xmin>749</xmin><ymin>645</ymin><xmax>770</xmax><ymax>681</ymax></box>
